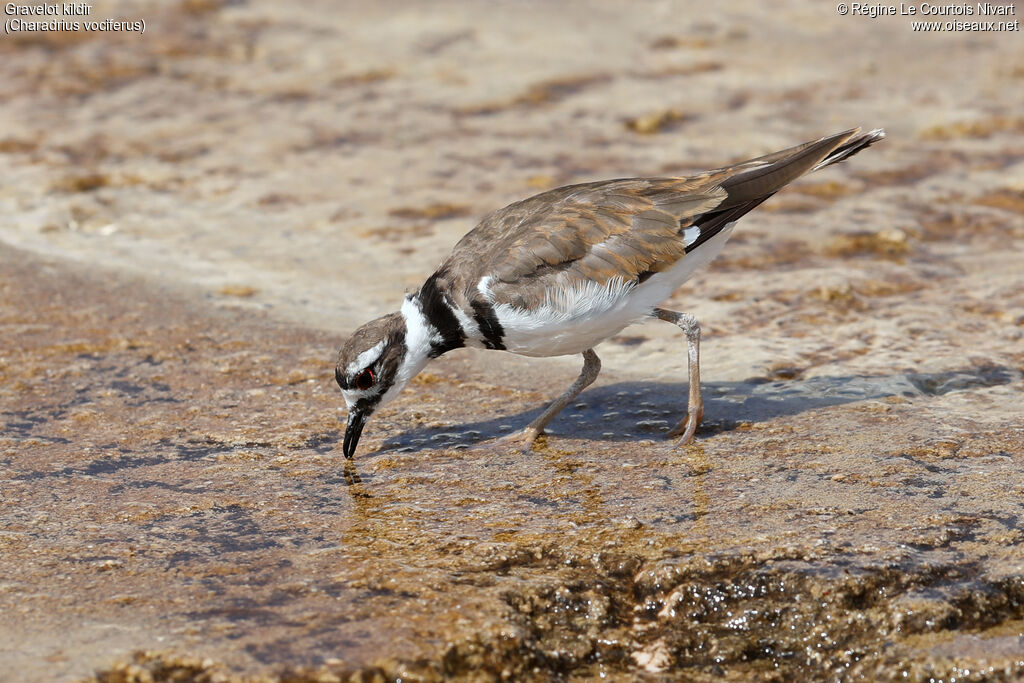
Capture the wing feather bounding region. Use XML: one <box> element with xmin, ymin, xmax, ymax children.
<box><xmin>437</xmin><ymin>128</ymin><xmax>881</xmax><ymax>310</ymax></box>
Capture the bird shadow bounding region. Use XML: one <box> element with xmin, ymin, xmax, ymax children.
<box><xmin>374</xmin><ymin>363</ymin><xmax>1019</xmax><ymax>454</ymax></box>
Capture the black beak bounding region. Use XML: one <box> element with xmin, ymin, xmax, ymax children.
<box><xmin>343</xmin><ymin>410</ymin><xmax>367</xmax><ymax>459</ymax></box>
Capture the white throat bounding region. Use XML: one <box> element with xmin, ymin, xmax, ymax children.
<box><xmin>380</xmin><ymin>296</ymin><xmax>437</xmax><ymax>406</ymax></box>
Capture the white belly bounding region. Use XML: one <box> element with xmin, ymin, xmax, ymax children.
<box><xmin>493</xmin><ymin>225</ymin><xmax>735</xmax><ymax>357</ymax></box>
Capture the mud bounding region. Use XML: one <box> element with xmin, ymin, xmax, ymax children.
<box><xmin>3</xmin><ymin>247</ymin><xmax>1024</xmax><ymax>681</ymax></box>
<box><xmin>1</xmin><ymin>0</ymin><xmax>1024</xmax><ymax>680</ymax></box>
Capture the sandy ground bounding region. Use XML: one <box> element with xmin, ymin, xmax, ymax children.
<box><xmin>1</xmin><ymin>0</ymin><xmax>1023</xmax><ymax>680</ymax></box>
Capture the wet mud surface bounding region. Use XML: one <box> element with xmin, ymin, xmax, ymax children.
<box><xmin>3</xmin><ymin>249</ymin><xmax>1024</xmax><ymax>681</ymax></box>
<box><xmin>2</xmin><ymin>0</ymin><xmax>1024</xmax><ymax>680</ymax></box>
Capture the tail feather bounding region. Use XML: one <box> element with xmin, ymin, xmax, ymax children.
<box><xmin>811</xmin><ymin>128</ymin><xmax>886</xmax><ymax>171</ymax></box>
<box><xmin>683</xmin><ymin>127</ymin><xmax>886</xmax><ymax>253</ymax></box>
<box><xmin>717</xmin><ymin>127</ymin><xmax>886</xmax><ymax>207</ymax></box>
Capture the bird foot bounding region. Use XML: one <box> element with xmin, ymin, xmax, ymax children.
<box><xmin>667</xmin><ymin>411</ymin><xmax>702</xmax><ymax>446</ymax></box>
<box><xmin>494</xmin><ymin>427</ymin><xmax>544</xmax><ymax>452</ymax></box>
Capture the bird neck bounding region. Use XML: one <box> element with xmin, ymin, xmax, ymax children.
<box><xmin>384</xmin><ymin>275</ymin><xmax>469</xmax><ymax>406</ymax></box>
<box><xmin>394</xmin><ymin>296</ymin><xmax>434</xmax><ymax>383</ymax></box>
<box><xmin>405</xmin><ymin>271</ymin><xmax>467</xmax><ymax>358</ymax></box>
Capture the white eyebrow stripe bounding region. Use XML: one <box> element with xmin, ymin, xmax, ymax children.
<box><xmin>346</xmin><ymin>340</ymin><xmax>386</xmax><ymax>377</ymax></box>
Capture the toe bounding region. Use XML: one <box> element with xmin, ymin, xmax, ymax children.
<box><xmin>668</xmin><ymin>415</ymin><xmax>698</xmax><ymax>446</ymax></box>
<box><xmin>495</xmin><ymin>428</ymin><xmax>541</xmax><ymax>452</ymax></box>
<box><xmin>667</xmin><ymin>414</ymin><xmax>690</xmax><ymax>439</ymax></box>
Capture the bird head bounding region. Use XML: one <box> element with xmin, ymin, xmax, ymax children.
<box><xmin>334</xmin><ymin>312</ymin><xmax>413</xmax><ymax>459</ymax></box>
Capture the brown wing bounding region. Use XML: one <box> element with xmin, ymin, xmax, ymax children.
<box><xmin>436</xmin><ymin>128</ymin><xmax>880</xmax><ymax>309</ymax></box>
<box><xmin>444</xmin><ymin>177</ymin><xmax>725</xmax><ymax>306</ymax></box>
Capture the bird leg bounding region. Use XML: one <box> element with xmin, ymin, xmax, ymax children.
<box><xmin>654</xmin><ymin>308</ymin><xmax>703</xmax><ymax>446</ymax></box>
<box><xmin>497</xmin><ymin>348</ymin><xmax>601</xmax><ymax>451</ymax></box>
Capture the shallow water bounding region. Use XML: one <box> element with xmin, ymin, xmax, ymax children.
<box><xmin>1</xmin><ymin>0</ymin><xmax>1023</xmax><ymax>680</ymax></box>
<box><xmin>3</xmin><ymin>242</ymin><xmax>1023</xmax><ymax>681</ymax></box>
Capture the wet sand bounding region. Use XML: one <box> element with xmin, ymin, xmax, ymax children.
<box><xmin>1</xmin><ymin>0</ymin><xmax>1023</xmax><ymax>680</ymax></box>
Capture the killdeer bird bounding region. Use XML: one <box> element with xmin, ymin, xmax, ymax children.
<box><xmin>336</xmin><ymin>128</ymin><xmax>885</xmax><ymax>458</ymax></box>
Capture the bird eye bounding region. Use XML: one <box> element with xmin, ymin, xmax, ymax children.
<box><xmin>354</xmin><ymin>369</ymin><xmax>375</xmax><ymax>391</ymax></box>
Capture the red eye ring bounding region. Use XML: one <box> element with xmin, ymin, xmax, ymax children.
<box><xmin>355</xmin><ymin>369</ymin><xmax>375</xmax><ymax>391</ymax></box>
